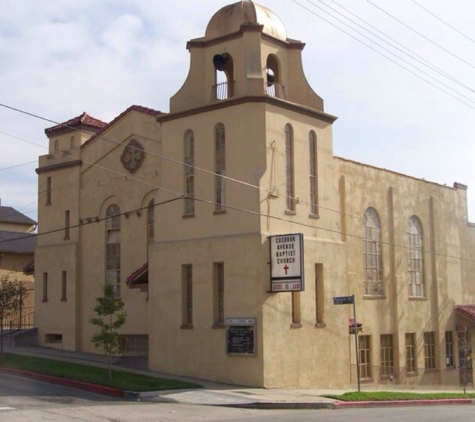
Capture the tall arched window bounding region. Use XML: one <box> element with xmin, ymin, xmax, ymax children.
<box><xmin>362</xmin><ymin>208</ymin><xmax>383</xmax><ymax>295</ymax></box>
<box><xmin>54</xmin><ymin>139</ymin><xmax>59</xmax><ymax>152</ymax></box>
<box><xmin>309</xmin><ymin>131</ymin><xmax>318</xmax><ymax>216</ymax></box>
<box><xmin>184</xmin><ymin>130</ymin><xmax>195</xmax><ymax>215</ymax></box>
<box><xmin>147</xmin><ymin>199</ymin><xmax>154</xmax><ymax>241</ymax></box>
<box><xmin>215</xmin><ymin>123</ymin><xmax>226</xmax><ymax>212</ymax></box>
<box><xmin>266</xmin><ymin>54</ymin><xmax>284</xmax><ymax>98</ymax></box>
<box><xmin>285</xmin><ymin>124</ymin><xmax>295</xmax><ymax>212</ymax></box>
<box><xmin>106</xmin><ymin>204</ymin><xmax>121</xmax><ymax>297</ymax></box>
<box><xmin>213</xmin><ymin>54</ymin><xmax>234</xmax><ymax>100</ymax></box>
<box><xmin>408</xmin><ymin>215</ymin><xmax>424</xmax><ymax>297</ymax></box>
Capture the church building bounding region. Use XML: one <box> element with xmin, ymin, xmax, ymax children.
<box><xmin>34</xmin><ymin>1</ymin><xmax>475</xmax><ymax>388</ymax></box>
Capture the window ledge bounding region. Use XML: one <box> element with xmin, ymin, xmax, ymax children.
<box><xmin>409</xmin><ymin>296</ymin><xmax>427</xmax><ymax>301</ymax></box>
<box><xmin>315</xmin><ymin>323</ymin><xmax>326</xmax><ymax>328</ymax></box>
<box><xmin>379</xmin><ymin>375</ymin><xmax>397</xmax><ymax>380</ymax></box>
<box><xmin>309</xmin><ymin>213</ymin><xmax>320</xmax><ymax>219</ymax></box>
<box><xmin>424</xmin><ymin>368</ymin><xmax>437</xmax><ymax>373</ymax></box>
<box><xmin>213</xmin><ymin>210</ymin><xmax>226</xmax><ymax>215</ymax></box>
<box><xmin>42</xmin><ymin>299</ymin><xmax>48</xmax><ymax>303</ymax></box>
<box><xmin>182</xmin><ymin>213</ymin><xmax>195</xmax><ymax>219</ymax></box>
<box><xmin>363</xmin><ymin>295</ymin><xmax>386</xmax><ymax>300</ymax></box>
<box><xmin>60</xmin><ymin>298</ymin><xmax>67</xmax><ymax>302</ymax></box>
<box><xmin>406</xmin><ymin>371</ymin><xmax>418</xmax><ymax>377</ymax></box>
<box><xmin>212</xmin><ymin>323</ymin><xmax>225</xmax><ymax>329</ymax></box>
<box><xmin>290</xmin><ymin>323</ymin><xmax>302</xmax><ymax>329</ymax></box>
<box><xmin>180</xmin><ymin>324</ymin><xmax>194</xmax><ymax>330</ymax></box>
<box><xmin>285</xmin><ymin>210</ymin><xmax>296</xmax><ymax>216</ymax></box>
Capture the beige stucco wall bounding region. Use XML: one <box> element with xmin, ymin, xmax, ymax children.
<box><xmin>34</xmin><ymin>2</ymin><xmax>475</xmax><ymax>388</ymax></box>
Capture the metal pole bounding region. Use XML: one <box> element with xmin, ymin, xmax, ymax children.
<box><xmin>353</xmin><ymin>294</ymin><xmax>361</xmax><ymax>392</ymax></box>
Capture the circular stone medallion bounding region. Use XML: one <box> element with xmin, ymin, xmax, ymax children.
<box><xmin>121</xmin><ymin>139</ymin><xmax>145</xmax><ymax>173</ymax></box>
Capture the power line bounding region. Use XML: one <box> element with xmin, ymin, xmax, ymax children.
<box><xmin>365</xmin><ymin>0</ymin><xmax>475</xmax><ymax>71</ymax></box>
<box><xmin>298</xmin><ymin>0</ymin><xmax>475</xmax><ymax>106</ymax></box>
<box><xmin>0</xmin><ymin>101</ymin><xmax>470</xmax><ymax>255</ymax></box>
<box><xmin>320</xmin><ymin>0</ymin><xmax>475</xmax><ymax>95</ymax></box>
<box><xmin>412</xmin><ymin>0</ymin><xmax>475</xmax><ymax>46</ymax></box>
<box><xmin>291</xmin><ymin>0</ymin><xmax>475</xmax><ymax>110</ymax></box>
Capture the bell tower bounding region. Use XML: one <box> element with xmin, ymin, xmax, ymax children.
<box><xmin>170</xmin><ymin>0</ymin><xmax>324</xmax><ymax>113</ymax></box>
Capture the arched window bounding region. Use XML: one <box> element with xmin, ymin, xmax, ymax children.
<box><xmin>70</xmin><ymin>136</ymin><xmax>76</xmax><ymax>150</ymax></box>
<box><xmin>213</xmin><ymin>53</ymin><xmax>234</xmax><ymax>100</ymax></box>
<box><xmin>54</xmin><ymin>139</ymin><xmax>59</xmax><ymax>152</ymax></box>
<box><xmin>215</xmin><ymin>123</ymin><xmax>226</xmax><ymax>212</ymax></box>
<box><xmin>266</xmin><ymin>54</ymin><xmax>284</xmax><ymax>98</ymax></box>
<box><xmin>106</xmin><ymin>204</ymin><xmax>121</xmax><ymax>297</ymax></box>
<box><xmin>147</xmin><ymin>199</ymin><xmax>154</xmax><ymax>241</ymax></box>
<box><xmin>408</xmin><ymin>215</ymin><xmax>424</xmax><ymax>297</ymax></box>
<box><xmin>309</xmin><ymin>131</ymin><xmax>318</xmax><ymax>215</ymax></box>
<box><xmin>362</xmin><ymin>208</ymin><xmax>383</xmax><ymax>295</ymax></box>
<box><xmin>184</xmin><ymin>130</ymin><xmax>195</xmax><ymax>215</ymax></box>
<box><xmin>285</xmin><ymin>124</ymin><xmax>295</xmax><ymax>212</ymax></box>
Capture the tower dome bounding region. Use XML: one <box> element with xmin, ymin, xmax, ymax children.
<box><xmin>205</xmin><ymin>0</ymin><xmax>287</xmax><ymax>41</ymax></box>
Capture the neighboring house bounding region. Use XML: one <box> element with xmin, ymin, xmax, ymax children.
<box><xmin>34</xmin><ymin>1</ymin><xmax>475</xmax><ymax>388</ymax></box>
<box><xmin>0</xmin><ymin>205</ymin><xmax>36</xmax><ymax>327</ymax></box>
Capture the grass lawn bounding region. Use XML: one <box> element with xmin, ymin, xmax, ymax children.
<box><xmin>324</xmin><ymin>391</ymin><xmax>475</xmax><ymax>401</ymax></box>
<box><xmin>0</xmin><ymin>353</ymin><xmax>202</xmax><ymax>392</ymax></box>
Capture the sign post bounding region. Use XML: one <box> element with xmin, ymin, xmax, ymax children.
<box><xmin>333</xmin><ymin>294</ymin><xmax>360</xmax><ymax>392</ymax></box>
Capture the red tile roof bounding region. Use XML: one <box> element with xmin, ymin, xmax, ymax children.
<box><xmin>126</xmin><ymin>262</ymin><xmax>148</xmax><ymax>286</ymax></box>
<box><xmin>349</xmin><ymin>318</ymin><xmax>362</xmax><ymax>328</ymax></box>
<box><xmin>23</xmin><ymin>259</ymin><xmax>35</xmax><ymax>275</ymax></box>
<box><xmin>45</xmin><ymin>112</ymin><xmax>108</xmax><ymax>134</ymax></box>
<box><xmin>455</xmin><ymin>305</ymin><xmax>475</xmax><ymax>322</ymax></box>
<box><xmin>82</xmin><ymin>105</ymin><xmax>164</xmax><ymax>149</ymax></box>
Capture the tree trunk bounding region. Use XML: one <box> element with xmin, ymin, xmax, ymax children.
<box><xmin>108</xmin><ymin>313</ymin><xmax>112</xmax><ymax>380</ymax></box>
<box><xmin>0</xmin><ymin>316</ymin><xmax>4</xmax><ymax>357</ymax></box>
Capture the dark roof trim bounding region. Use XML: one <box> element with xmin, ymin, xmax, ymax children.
<box><xmin>335</xmin><ymin>156</ymin><xmax>461</xmax><ymax>190</ymax></box>
<box><xmin>45</xmin><ymin>112</ymin><xmax>107</xmax><ymax>135</ymax></box>
<box><xmin>0</xmin><ymin>206</ymin><xmax>36</xmax><ymax>225</ymax></box>
<box><xmin>187</xmin><ymin>24</ymin><xmax>305</xmax><ymax>50</ymax></box>
<box><xmin>0</xmin><ymin>230</ymin><xmax>36</xmax><ymax>254</ymax></box>
<box><xmin>36</xmin><ymin>159</ymin><xmax>82</xmax><ymax>174</ymax></box>
<box><xmin>455</xmin><ymin>305</ymin><xmax>475</xmax><ymax>322</ymax></box>
<box><xmin>158</xmin><ymin>95</ymin><xmax>337</xmax><ymax>124</ymax></box>
<box><xmin>23</xmin><ymin>259</ymin><xmax>35</xmax><ymax>275</ymax></box>
<box><xmin>126</xmin><ymin>262</ymin><xmax>149</xmax><ymax>286</ymax></box>
<box><xmin>82</xmin><ymin>105</ymin><xmax>164</xmax><ymax>149</ymax></box>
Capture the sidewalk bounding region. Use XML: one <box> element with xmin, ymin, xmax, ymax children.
<box><xmin>2</xmin><ymin>345</ymin><xmax>475</xmax><ymax>409</ymax></box>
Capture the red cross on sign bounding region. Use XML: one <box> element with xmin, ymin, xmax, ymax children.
<box><xmin>283</xmin><ymin>265</ymin><xmax>289</xmax><ymax>275</ymax></box>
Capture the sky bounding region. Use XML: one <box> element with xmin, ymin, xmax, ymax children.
<box><xmin>1</xmin><ymin>0</ymin><xmax>475</xmax><ymax>223</ymax></box>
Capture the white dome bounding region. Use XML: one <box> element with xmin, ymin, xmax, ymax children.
<box><xmin>205</xmin><ymin>1</ymin><xmax>287</xmax><ymax>41</ymax></box>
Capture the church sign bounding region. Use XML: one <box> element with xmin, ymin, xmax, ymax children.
<box><xmin>226</xmin><ymin>318</ymin><xmax>256</xmax><ymax>356</ymax></box>
<box><xmin>269</xmin><ymin>233</ymin><xmax>304</xmax><ymax>292</ymax></box>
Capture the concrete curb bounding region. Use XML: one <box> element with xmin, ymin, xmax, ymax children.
<box><xmin>0</xmin><ymin>367</ymin><xmax>124</xmax><ymax>398</ymax></box>
<box><xmin>2</xmin><ymin>366</ymin><xmax>475</xmax><ymax>409</ymax></box>
<box><xmin>219</xmin><ymin>402</ymin><xmax>336</xmax><ymax>410</ymax></box>
<box><xmin>334</xmin><ymin>398</ymin><xmax>475</xmax><ymax>408</ymax></box>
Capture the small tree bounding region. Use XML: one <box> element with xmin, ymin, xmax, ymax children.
<box><xmin>89</xmin><ymin>283</ymin><xmax>126</xmax><ymax>379</ymax></box>
<box><xmin>0</xmin><ymin>275</ymin><xmax>28</xmax><ymax>357</ymax></box>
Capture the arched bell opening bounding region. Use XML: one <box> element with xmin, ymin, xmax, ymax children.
<box><xmin>266</xmin><ymin>54</ymin><xmax>285</xmax><ymax>99</ymax></box>
<box><xmin>212</xmin><ymin>53</ymin><xmax>234</xmax><ymax>100</ymax></box>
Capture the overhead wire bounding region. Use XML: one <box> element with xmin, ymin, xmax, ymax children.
<box><xmin>0</xmin><ymin>103</ymin><xmax>464</xmax><ymax>253</ymax></box>
<box><xmin>0</xmin><ymin>103</ymin><xmax>473</xmax><ymax>265</ymax></box>
<box><xmin>364</xmin><ymin>0</ymin><xmax>475</xmax><ymax>70</ymax></box>
<box><xmin>320</xmin><ymin>0</ymin><xmax>475</xmax><ymax>95</ymax></box>
<box><xmin>412</xmin><ymin>0</ymin><xmax>475</xmax><ymax>46</ymax></box>
<box><xmin>292</xmin><ymin>0</ymin><xmax>475</xmax><ymax>108</ymax></box>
